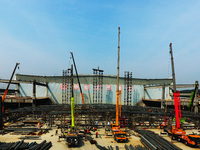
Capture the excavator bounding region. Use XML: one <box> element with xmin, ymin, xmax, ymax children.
<box><xmin>111</xmin><ymin>27</ymin><xmax>128</xmax><ymax>142</ymax></box>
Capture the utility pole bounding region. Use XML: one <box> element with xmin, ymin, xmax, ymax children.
<box><xmin>116</xmin><ymin>27</ymin><xmax>120</xmax><ymax>127</ymax></box>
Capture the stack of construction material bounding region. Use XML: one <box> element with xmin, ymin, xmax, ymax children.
<box><xmin>125</xmin><ymin>144</ymin><xmax>148</xmax><ymax>150</ymax></box>
<box><xmin>136</xmin><ymin>130</ymin><xmax>182</xmax><ymax>150</ymax></box>
<box><xmin>0</xmin><ymin>140</ymin><xmax>52</xmax><ymax>150</ymax></box>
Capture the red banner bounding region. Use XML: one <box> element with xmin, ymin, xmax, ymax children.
<box><xmin>106</xmin><ymin>85</ymin><xmax>112</xmax><ymax>91</ymax></box>
<box><xmin>73</xmin><ymin>84</ymin><xmax>79</xmax><ymax>90</ymax></box>
<box><xmin>60</xmin><ymin>84</ymin><xmax>68</xmax><ymax>90</ymax></box>
<box><xmin>84</xmin><ymin>84</ymin><xmax>90</xmax><ymax>91</ymax></box>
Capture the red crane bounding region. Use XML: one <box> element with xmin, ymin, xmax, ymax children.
<box><xmin>2</xmin><ymin>63</ymin><xmax>20</xmax><ymax>112</ymax></box>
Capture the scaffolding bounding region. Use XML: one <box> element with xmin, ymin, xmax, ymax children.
<box><xmin>62</xmin><ymin>70</ymin><xmax>67</xmax><ymax>104</ymax></box>
<box><xmin>124</xmin><ymin>71</ymin><xmax>132</xmax><ymax>105</ymax></box>
<box><xmin>93</xmin><ymin>68</ymin><xmax>104</xmax><ymax>104</ymax></box>
<box><xmin>62</xmin><ymin>68</ymin><xmax>72</xmax><ymax>104</ymax></box>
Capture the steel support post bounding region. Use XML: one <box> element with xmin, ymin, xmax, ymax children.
<box><xmin>161</xmin><ymin>85</ymin><xmax>165</xmax><ymax>109</ymax></box>
<box><xmin>0</xmin><ymin>96</ymin><xmax>3</xmax><ymax>130</ymax></box>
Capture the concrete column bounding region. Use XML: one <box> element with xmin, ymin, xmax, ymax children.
<box><xmin>143</xmin><ymin>85</ymin><xmax>146</xmax><ymax>100</ymax></box>
<box><xmin>46</xmin><ymin>82</ymin><xmax>48</xmax><ymax>97</ymax></box>
<box><xmin>17</xmin><ymin>83</ymin><xmax>20</xmax><ymax>108</ymax></box>
<box><xmin>0</xmin><ymin>96</ymin><xmax>3</xmax><ymax>130</ymax></box>
<box><xmin>161</xmin><ymin>85</ymin><xmax>165</xmax><ymax>109</ymax></box>
<box><xmin>32</xmin><ymin>80</ymin><xmax>36</xmax><ymax>107</ymax></box>
<box><xmin>194</xmin><ymin>81</ymin><xmax>199</xmax><ymax>114</ymax></box>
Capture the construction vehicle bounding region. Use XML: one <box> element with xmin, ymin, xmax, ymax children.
<box><xmin>2</xmin><ymin>63</ymin><xmax>20</xmax><ymax>112</ymax></box>
<box><xmin>178</xmin><ymin>134</ymin><xmax>200</xmax><ymax>147</ymax></box>
<box><xmin>66</xmin><ymin>64</ymin><xmax>79</xmax><ymax>146</ymax></box>
<box><xmin>111</xmin><ymin>27</ymin><xmax>128</xmax><ymax>142</ymax></box>
<box><xmin>164</xmin><ymin>43</ymin><xmax>186</xmax><ymax>139</ymax></box>
<box><xmin>164</xmin><ymin>43</ymin><xmax>200</xmax><ymax>148</ymax></box>
<box><xmin>114</xmin><ymin>130</ymin><xmax>128</xmax><ymax>142</ymax></box>
<box><xmin>188</xmin><ymin>81</ymin><xmax>199</xmax><ymax>112</ymax></box>
<box><xmin>70</xmin><ymin>52</ymin><xmax>85</xmax><ymax>106</ymax></box>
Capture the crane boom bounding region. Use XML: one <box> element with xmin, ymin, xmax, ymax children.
<box><xmin>2</xmin><ymin>63</ymin><xmax>20</xmax><ymax>112</ymax></box>
<box><xmin>70</xmin><ymin>64</ymin><xmax>75</xmax><ymax>128</ymax></box>
<box><xmin>70</xmin><ymin>52</ymin><xmax>85</xmax><ymax>105</ymax></box>
<box><xmin>116</xmin><ymin>27</ymin><xmax>120</xmax><ymax>127</ymax></box>
<box><xmin>169</xmin><ymin>43</ymin><xmax>180</xmax><ymax>128</ymax></box>
<box><xmin>169</xmin><ymin>43</ymin><xmax>176</xmax><ymax>93</ymax></box>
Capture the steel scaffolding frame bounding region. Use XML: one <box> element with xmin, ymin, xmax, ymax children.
<box><xmin>93</xmin><ymin>68</ymin><xmax>104</xmax><ymax>104</ymax></box>
<box><xmin>62</xmin><ymin>68</ymin><xmax>72</xmax><ymax>104</ymax></box>
<box><xmin>124</xmin><ymin>71</ymin><xmax>132</xmax><ymax>105</ymax></box>
<box><xmin>67</xmin><ymin>68</ymin><xmax>72</xmax><ymax>104</ymax></box>
<box><xmin>62</xmin><ymin>70</ymin><xmax>67</xmax><ymax>104</ymax></box>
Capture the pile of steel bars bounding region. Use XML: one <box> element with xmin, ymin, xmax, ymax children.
<box><xmin>125</xmin><ymin>144</ymin><xmax>148</xmax><ymax>150</ymax></box>
<box><xmin>136</xmin><ymin>130</ymin><xmax>182</xmax><ymax>150</ymax></box>
<box><xmin>0</xmin><ymin>140</ymin><xmax>52</xmax><ymax>150</ymax></box>
<box><xmin>96</xmin><ymin>144</ymin><xmax>114</xmax><ymax>150</ymax></box>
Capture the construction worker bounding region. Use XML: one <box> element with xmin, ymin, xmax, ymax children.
<box><xmin>96</xmin><ymin>132</ymin><xmax>98</xmax><ymax>138</ymax></box>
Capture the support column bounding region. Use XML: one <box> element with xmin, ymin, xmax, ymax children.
<box><xmin>46</xmin><ymin>82</ymin><xmax>48</xmax><ymax>97</ymax></box>
<box><xmin>0</xmin><ymin>96</ymin><xmax>3</xmax><ymax>130</ymax></box>
<box><xmin>161</xmin><ymin>85</ymin><xmax>165</xmax><ymax>109</ymax></box>
<box><xmin>194</xmin><ymin>81</ymin><xmax>199</xmax><ymax>114</ymax></box>
<box><xmin>143</xmin><ymin>85</ymin><xmax>146</xmax><ymax>100</ymax></box>
<box><xmin>17</xmin><ymin>83</ymin><xmax>20</xmax><ymax>108</ymax></box>
<box><xmin>32</xmin><ymin>80</ymin><xmax>36</xmax><ymax>107</ymax></box>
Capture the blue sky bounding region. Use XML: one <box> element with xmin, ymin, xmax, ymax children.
<box><xmin>0</xmin><ymin>1</ymin><xmax>200</xmax><ymax>84</ymax></box>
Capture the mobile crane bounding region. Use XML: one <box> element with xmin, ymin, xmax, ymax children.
<box><xmin>66</xmin><ymin>64</ymin><xmax>79</xmax><ymax>146</ymax></box>
<box><xmin>165</xmin><ymin>44</ymin><xmax>200</xmax><ymax>147</ymax></box>
<box><xmin>2</xmin><ymin>63</ymin><xmax>20</xmax><ymax>112</ymax></box>
<box><xmin>111</xmin><ymin>27</ymin><xmax>128</xmax><ymax>142</ymax></box>
<box><xmin>164</xmin><ymin>43</ymin><xmax>186</xmax><ymax>139</ymax></box>
<box><xmin>188</xmin><ymin>81</ymin><xmax>199</xmax><ymax>112</ymax></box>
<box><xmin>70</xmin><ymin>52</ymin><xmax>85</xmax><ymax>106</ymax></box>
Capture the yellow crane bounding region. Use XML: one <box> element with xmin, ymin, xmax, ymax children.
<box><xmin>111</xmin><ymin>27</ymin><xmax>128</xmax><ymax>142</ymax></box>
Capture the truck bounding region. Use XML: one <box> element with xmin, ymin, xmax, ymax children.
<box><xmin>66</xmin><ymin>132</ymin><xmax>79</xmax><ymax>146</ymax></box>
<box><xmin>114</xmin><ymin>131</ymin><xmax>128</xmax><ymax>142</ymax></box>
<box><xmin>178</xmin><ymin>134</ymin><xmax>200</xmax><ymax>147</ymax></box>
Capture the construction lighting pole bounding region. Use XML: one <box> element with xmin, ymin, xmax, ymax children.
<box><xmin>116</xmin><ymin>27</ymin><xmax>120</xmax><ymax>127</ymax></box>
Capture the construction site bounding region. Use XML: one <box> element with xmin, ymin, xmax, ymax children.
<box><xmin>1</xmin><ymin>28</ymin><xmax>200</xmax><ymax>150</ymax></box>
